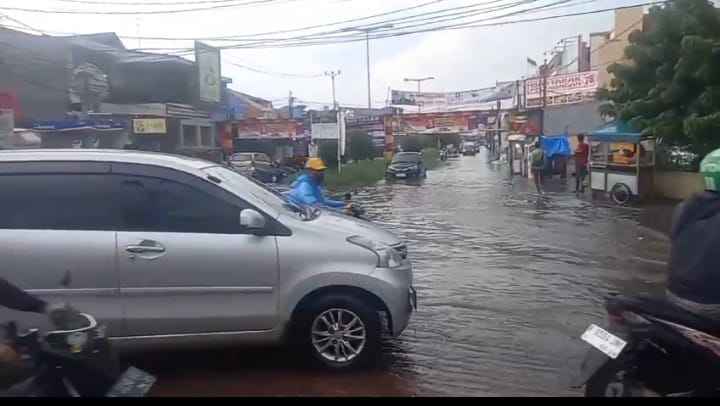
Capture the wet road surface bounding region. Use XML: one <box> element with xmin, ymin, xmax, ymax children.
<box><xmin>137</xmin><ymin>151</ymin><xmax>673</xmax><ymax>397</ymax></box>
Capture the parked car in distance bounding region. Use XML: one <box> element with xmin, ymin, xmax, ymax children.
<box><xmin>386</xmin><ymin>152</ymin><xmax>427</xmax><ymax>180</ymax></box>
<box><xmin>460</xmin><ymin>142</ymin><xmax>477</xmax><ymax>156</ymax></box>
<box><xmin>0</xmin><ymin>149</ymin><xmax>416</xmax><ymax>371</ymax></box>
<box><xmin>228</xmin><ymin>152</ymin><xmax>286</xmax><ymax>184</ymax></box>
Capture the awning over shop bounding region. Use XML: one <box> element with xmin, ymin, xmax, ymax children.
<box><xmin>19</xmin><ymin>119</ymin><xmax>125</xmax><ymax>132</ymax></box>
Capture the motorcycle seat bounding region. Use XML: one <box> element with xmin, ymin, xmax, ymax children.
<box><xmin>608</xmin><ymin>294</ymin><xmax>720</xmax><ymax>336</ymax></box>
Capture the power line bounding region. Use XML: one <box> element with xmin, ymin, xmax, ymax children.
<box><xmin>220</xmin><ymin>1</ymin><xmax>660</xmax><ymax>50</ymax></box>
<box><xmin>124</xmin><ymin>0</ymin><xmax>597</xmax><ymax>51</ymax></box>
<box><xmin>119</xmin><ymin>0</ymin><xmax>447</xmax><ymax>41</ymax></box>
<box><xmin>0</xmin><ymin>0</ymin><xmax>295</xmax><ymax>15</ymax></box>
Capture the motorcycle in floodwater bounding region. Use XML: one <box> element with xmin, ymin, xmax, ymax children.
<box><xmin>572</xmin><ymin>292</ymin><xmax>720</xmax><ymax>397</ymax></box>
<box><xmin>0</xmin><ymin>272</ymin><xmax>156</xmax><ymax>397</ymax></box>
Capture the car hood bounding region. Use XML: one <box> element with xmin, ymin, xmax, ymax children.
<box><xmin>312</xmin><ymin>210</ymin><xmax>403</xmax><ymax>246</ymax></box>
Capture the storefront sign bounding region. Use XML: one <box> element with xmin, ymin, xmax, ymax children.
<box><xmin>524</xmin><ymin>71</ymin><xmax>598</xmax><ymax>107</ymax></box>
<box><xmin>195</xmin><ymin>41</ymin><xmax>221</xmax><ymax>103</ymax></box>
<box><xmin>133</xmin><ymin>118</ymin><xmax>167</xmax><ymax>134</ymax></box>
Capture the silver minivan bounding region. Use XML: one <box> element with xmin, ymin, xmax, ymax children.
<box><xmin>0</xmin><ymin>149</ymin><xmax>416</xmax><ymax>370</ymax></box>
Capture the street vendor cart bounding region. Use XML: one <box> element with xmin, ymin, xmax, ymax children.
<box><xmin>587</xmin><ymin>122</ymin><xmax>656</xmax><ymax>205</ymax></box>
<box><xmin>508</xmin><ymin>134</ymin><xmax>529</xmax><ymax>177</ymax></box>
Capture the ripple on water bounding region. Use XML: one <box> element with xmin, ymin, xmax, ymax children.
<box><xmin>147</xmin><ymin>153</ymin><xmax>670</xmax><ymax>397</ymax></box>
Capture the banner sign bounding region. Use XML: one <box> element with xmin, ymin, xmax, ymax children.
<box><xmin>391</xmin><ymin>82</ymin><xmax>516</xmax><ymax>109</ymax></box>
<box><xmin>524</xmin><ymin>71</ymin><xmax>598</xmax><ymax>108</ymax></box>
<box><xmin>195</xmin><ymin>41</ymin><xmax>222</xmax><ymax>104</ymax></box>
<box><xmin>398</xmin><ymin>112</ymin><xmax>496</xmax><ymax>134</ymax></box>
<box><xmin>236</xmin><ymin>119</ymin><xmax>301</xmax><ymax>139</ymax></box>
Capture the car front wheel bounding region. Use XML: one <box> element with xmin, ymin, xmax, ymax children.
<box><xmin>295</xmin><ymin>294</ymin><xmax>382</xmax><ymax>371</ymax></box>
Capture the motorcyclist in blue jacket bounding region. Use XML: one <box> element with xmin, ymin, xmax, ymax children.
<box><xmin>284</xmin><ymin>157</ymin><xmax>344</xmax><ymax>209</ymax></box>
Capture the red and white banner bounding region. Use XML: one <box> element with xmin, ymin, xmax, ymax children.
<box><xmin>524</xmin><ymin>71</ymin><xmax>598</xmax><ymax>108</ymax></box>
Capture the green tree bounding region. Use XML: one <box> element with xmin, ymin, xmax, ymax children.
<box><xmin>318</xmin><ymin>140</ymin><xmax>338</xmax><ymax>168</ymax></box>
<box><xmin>346</xmin><ymin>130</ymin><xmax>375</xmax><ymax>161</ymax></box>
<box><xmin>598</xmin><ymin>0</ymin><xmax>720</xmax><ymax>166</ymax></box>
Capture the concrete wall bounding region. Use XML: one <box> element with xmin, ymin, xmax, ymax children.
<box><xmin>0</xmin><ymin>28</ymin><xmax>72</xmax><ymax>121</ymax></box>
<box><xmin>593</xmin><ymin>7</ymin><xmax>645</xmax><ymax>88</ymax></box>
<box><xmin>543</xmin><ymin>101</ymin><xmax>605</xmax><ymax>135</ymax></box>
<box><xmin>655</xmin><ymin>171</ymin><xmax>704</xmax><ymax>200</ymax></box>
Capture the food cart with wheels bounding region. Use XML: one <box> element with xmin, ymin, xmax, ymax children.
<box><xmin>587</xmin><ymin>122</ymin><xmax>656</xmax><ymax>205</ymax></box>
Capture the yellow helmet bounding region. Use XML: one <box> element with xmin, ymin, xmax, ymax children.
<box><xmin>305</xmin><ymin>157</ymin><xmax>327</xmax><ymax>170</ymax></box>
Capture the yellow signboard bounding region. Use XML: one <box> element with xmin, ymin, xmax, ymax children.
<box><xmin>133</xmin><ymin>118</ymin><xmax>167</xmax><ymax>134</ymax></box>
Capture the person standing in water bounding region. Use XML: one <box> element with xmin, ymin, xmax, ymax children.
<box><xmin>530</xmin><ymin>141</ymin><xmax>547</xmax><ymax>194</ymax></box>
<box><xmin>574</xmin><ymin>133</ymin><xmax>590</xmax><ymax>193</ymax></box>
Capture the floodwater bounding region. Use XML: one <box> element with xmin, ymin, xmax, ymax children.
<box><xmin>140</xmin><ymin>151</ymin><xmax>674</xmax><ymax>397</ymax></box>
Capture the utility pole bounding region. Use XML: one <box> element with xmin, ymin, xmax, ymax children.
<box><xmin>324</xmin><ymin>70</ymin><xmax>340</xmax><ymax>109</ymax></box>
<box><xmin>288</xmin><ymin>90</ymin><xmax>294</xmax><ymax>119</ymax></box>
<box><xmin>342</xmin><ymin>24</ymin><xmax>394</xmax><ymax>108</ymax></box>
<box><xmin>403</xmin><ymin>76</ymin><xmax>434</xmax><ymax>113</ymax></box>
<box><xmin>539</xmin><ymin>57</ymin><xmax>548</xmax><ymax>136</ymax></box>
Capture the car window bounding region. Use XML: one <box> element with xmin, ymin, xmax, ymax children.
<box><xmin>253</xmin><ymin>154</ymin><xmax>271</xmax><ymax>163</ymax></box>
<box><xmin>112</xmin><ymin>174</ymin><xmax>247</xmax><ymax>234</ymax></box>
<box><xmin>0</xmin><ymin>174</ymin><xmax>116</xmax><ymax>230</ymax></box>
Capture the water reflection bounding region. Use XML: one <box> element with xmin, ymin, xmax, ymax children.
<box><xmin>144</xmin><ymin>152</ymin><xmax>670</xmax><ymax>397</ymax></box>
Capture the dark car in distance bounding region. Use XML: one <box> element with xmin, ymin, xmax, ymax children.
<box><xmin>386</xmin><ymin>152</ymin><xmax>427</xmax><ymax>180</ymax></box>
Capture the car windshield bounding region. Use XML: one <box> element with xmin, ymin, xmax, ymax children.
<box><xmin>230</xmin><ymin>153</ymin><xmax>253</xmax><ymax>162</ymax></box>
<box><xmin>392</xmin><ymin>153</ymin><xmax>420</xmax><ymax>164</ymax></box>
<box><xmin>204</xmin><ymin>165</ymin><xmax>307</xmax><ymax>218</ymax></box>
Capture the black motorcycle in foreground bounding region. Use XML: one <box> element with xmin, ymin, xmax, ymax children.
<box><xmin>0</xmin><ymin>274</ymin><xmax>156</xmax><ymax>397</ymax></box>
<box><xmin>573</xmin><ymin>292</ymin><xmax>720</xmax><ymax>397</ymax></box>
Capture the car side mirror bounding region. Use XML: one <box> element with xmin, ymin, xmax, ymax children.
<box><xmin>240</xmin><ymin>208</ymin><xmax>266</xmax><ymax>230</ymax></box>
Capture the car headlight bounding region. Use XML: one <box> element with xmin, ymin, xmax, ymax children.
<box><xmin>347</xmin><ymin>235</ymin><xmax>403</xmax><ymax>268</ymax></box>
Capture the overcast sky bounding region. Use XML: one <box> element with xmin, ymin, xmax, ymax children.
<box><xmin>3</xmin><ymin>0</ymin><xmax>647</xmax><ymax>109</ymax></box>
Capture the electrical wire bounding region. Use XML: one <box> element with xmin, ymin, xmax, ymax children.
<box><xmin>0</xmin><ymin>0</ymin><xmax>295</xmax><ymax>15</ymax></box>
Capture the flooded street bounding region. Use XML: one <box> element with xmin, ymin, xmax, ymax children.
<box><xmin>143</xmin><ymin>152</ymin><xmax>672</xmax><ymax>397</ymax></box>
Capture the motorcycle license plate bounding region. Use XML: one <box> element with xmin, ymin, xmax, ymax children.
<box><xmin>581</xmin><ymin>324</ymin><xmax>627</xmax><ymax>359</ymax></box>
<box><xmin>106</xmin><ymin>366</ymin><xmax>157</xmax><ymax>397</ymax></box>
<box><xmin>395</xmin><ymin>173</ymin><xmax>406</xmax><ymax>178</ymax></box>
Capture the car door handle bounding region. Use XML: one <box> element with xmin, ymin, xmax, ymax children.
<box><xmin>125</xmin><ymin>245</ymin><xmax>166</xmax><ymax>254</ymax></box>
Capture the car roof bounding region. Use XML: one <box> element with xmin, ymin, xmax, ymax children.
<box><xmin>0</xmin><ymin>149</ymin><xmax>217</xmax><ymax>171</ymax></box>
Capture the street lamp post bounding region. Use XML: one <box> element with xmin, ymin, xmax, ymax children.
<box><xmin>343</xmin><ymin>24</ymin><xmax>394</xmax><ymax>108</ymax></box>
<box><xmin>403</xmin><ymin>77</ymin><xmax>434</xmax><ymax>112</ymax></box>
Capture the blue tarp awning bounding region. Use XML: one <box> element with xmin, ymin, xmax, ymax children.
<box><xmin>588</xmin><ymin>121</ymin><xmax>644</xmax><ymax>142</ymax></box>
<box><xmin>540</xmin><ymin>133</ymin><xmax>572</xmax><ymax>157</ymax></box>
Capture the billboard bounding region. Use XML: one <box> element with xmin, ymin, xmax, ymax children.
<box><xmin>398</xmin><ymin>112</ymin><xmax>495</xmax><ymax>134</ymax></box>
<box><xmin>524</xmin><ymin>71</ymin><xmax>598</xmax><ymax>108</ymax></box>
<box><xmin>195</xmin><ymin>41</ymin><xmax>222</xmax><ymax>104</ymax></box>
<box><xmin>390</xmin><ymin>82</ymin><xmax>516</xmax><ymax>109</ymax></box>
<box><xmin>236</xmin><ymin>119</ymin><xmax>301</xmax><ymax>139</ymax></box>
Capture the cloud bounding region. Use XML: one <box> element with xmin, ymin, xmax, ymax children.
<box><xmin>4</xmin><ymin>0</ymin><xmax>644</xmax><ymax>108</ymax></box>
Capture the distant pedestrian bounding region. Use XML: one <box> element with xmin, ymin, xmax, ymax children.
<box><xmin>574</xmin><ymin>133</ymin><xmax>589</xmax><ymax>193</ymax></box>
<box><xmin>530</xmin><ymin>141</ymin><xmax>546</xmax><ymax>194</ymax></box>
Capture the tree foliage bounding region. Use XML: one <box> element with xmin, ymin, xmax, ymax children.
<box><xmin>599</xmin><ymin>0</ymin><xmax>720</xmax><ymax>161</ymax></box>
<box><xmin>345</xmin><ymin>130</ymin><xmax>375</xmax><ymax>161</ymax></box>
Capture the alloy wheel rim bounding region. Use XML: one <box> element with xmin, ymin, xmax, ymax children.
<box><xmin>311</xmin><ymin>308</ymin><xmax>366</xmax><ymax>363</ymax></box>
